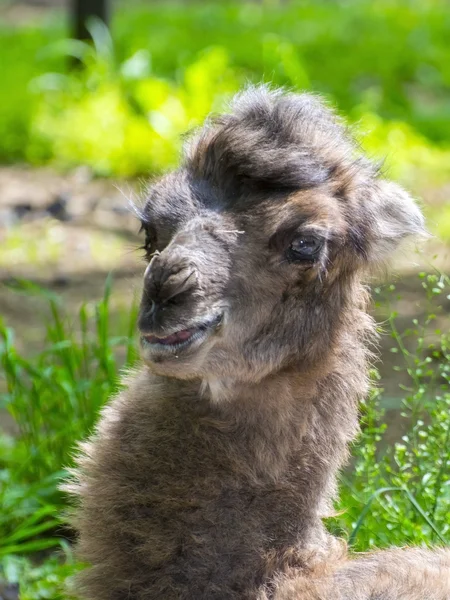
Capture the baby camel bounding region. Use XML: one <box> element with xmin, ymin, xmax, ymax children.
<box><xmin>67</xmin><ymin>87</ymin><xmax>450</xmax><ymax>599</ymax></box>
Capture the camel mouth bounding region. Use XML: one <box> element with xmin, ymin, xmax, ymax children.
<box><xmin>140</xmin><ymin>313</ymin><xmax>223</xmax><ymax>358</ymax></box>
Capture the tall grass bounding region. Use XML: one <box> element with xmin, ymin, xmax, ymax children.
<box><xmin>0</xmin><ymin>277</ymin><xmax>138</xmax><ymax>559</ymax></box>
<box><xmin>0</xmin><ymin>272</ymin><xmax>449</xmax><ymax>595</ymax></box>
<box><xmin>332</xmin><ymin>272</ymin><xmax>450</xmax><ymax>550</ymax></box>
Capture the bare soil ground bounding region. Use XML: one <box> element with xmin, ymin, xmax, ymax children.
<box><xmin>0</xmin><ymin>166</ymin><xmax>144</xmax><ymax>327</ymax></box>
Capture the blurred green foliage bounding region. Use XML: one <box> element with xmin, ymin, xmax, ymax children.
<box><xmin>1</xmin><ymin>0</ymin><xmax>450</xmax><ymax>181</ymax></box>
<box><xmin>1</xmin><ymin>553</ymin><xmax>79</xmax><ymax>600</ymax></box>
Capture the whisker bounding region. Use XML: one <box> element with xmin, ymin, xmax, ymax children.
<box><xmin>114</xmin><ymin>183</ymin><xmax>146</xmax><ymax>222</ymax></box>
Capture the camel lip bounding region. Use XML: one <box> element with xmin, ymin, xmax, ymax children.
<box><xmin>140</xmin><ymin>313</ymin><xmax>223</xmax><ymax>357</ymax></box>
<box><xmin>142</xmin><ymin>326</ymin><xmax>198</xmax><ymax>347</ymax></box>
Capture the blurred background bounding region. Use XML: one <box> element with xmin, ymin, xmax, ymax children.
<box><xmin>0</xmin><ymin>1</ymin><xmax>449</xmax><ymax>598</ymax></box>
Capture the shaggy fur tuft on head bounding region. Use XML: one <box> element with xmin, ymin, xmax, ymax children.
<box><xmin>185</xmin><ymin>86</ymin><xmax>373</xmax><ymax>196</ymax></box>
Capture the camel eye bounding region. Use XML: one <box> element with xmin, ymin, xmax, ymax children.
<box><xmin>289</xmin><ymin>235</ymin><xmax>323</xmax><ymax>261</ymax></box>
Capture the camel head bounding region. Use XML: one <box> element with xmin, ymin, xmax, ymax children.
<box><xmin>136</xmin><ymin>86</ymin><xmax>424</xmax><ymax>388</ymax></box>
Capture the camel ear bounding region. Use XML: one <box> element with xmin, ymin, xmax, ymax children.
<box><xmin>362</xmin><ymin>180</ymin><xmax>427</xmax><ymax>264</ymax></box>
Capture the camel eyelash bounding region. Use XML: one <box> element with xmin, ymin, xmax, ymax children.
<box><xmin>138</xmin><ymin>222</ymin><xmax>158</xmax><ymax>260</ymax></box>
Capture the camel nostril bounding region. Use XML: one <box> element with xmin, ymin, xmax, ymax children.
<box><xmin>162</xmin><ymin>270</ymin><xmax>196</xmax><ymax>303</ymax></box>
<box><xmin>143</xmin><ymin>266</ymin><xmax>198</xmax><ymax>314</ymax></box>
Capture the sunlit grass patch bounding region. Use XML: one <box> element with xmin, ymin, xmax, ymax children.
<box><xmin>357</xmin><ymin>111</ymin><xmax>450</xmax><ymax>188</ymax></box>
<box><xmin>1</xmin><ymin>552</ymin><xmax>80</xmax><ymax>600</ymax></box>
<box><xmin>0</xmin><ymin>219</ymin><xmax>132</xmax><ymax>278</ymax></box>
<box><xmin>428</xmin><ymin>203</ymin><xmax>450</xmax><ymax>243</ymax></box>
<box><xmin>30</xmin><ymin>35</ymin><xmax>239</xmax><ymax>176</ymax></box>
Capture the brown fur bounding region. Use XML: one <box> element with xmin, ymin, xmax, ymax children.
<box><xmin>66</xmin><ymin>86</ymin><xmax>449</xmax><ymax>599</ymax></box>
<box><xmin>265</xmin><ymin>548</ymin><xmax>450</xmax><ymax>600</ymax></box>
